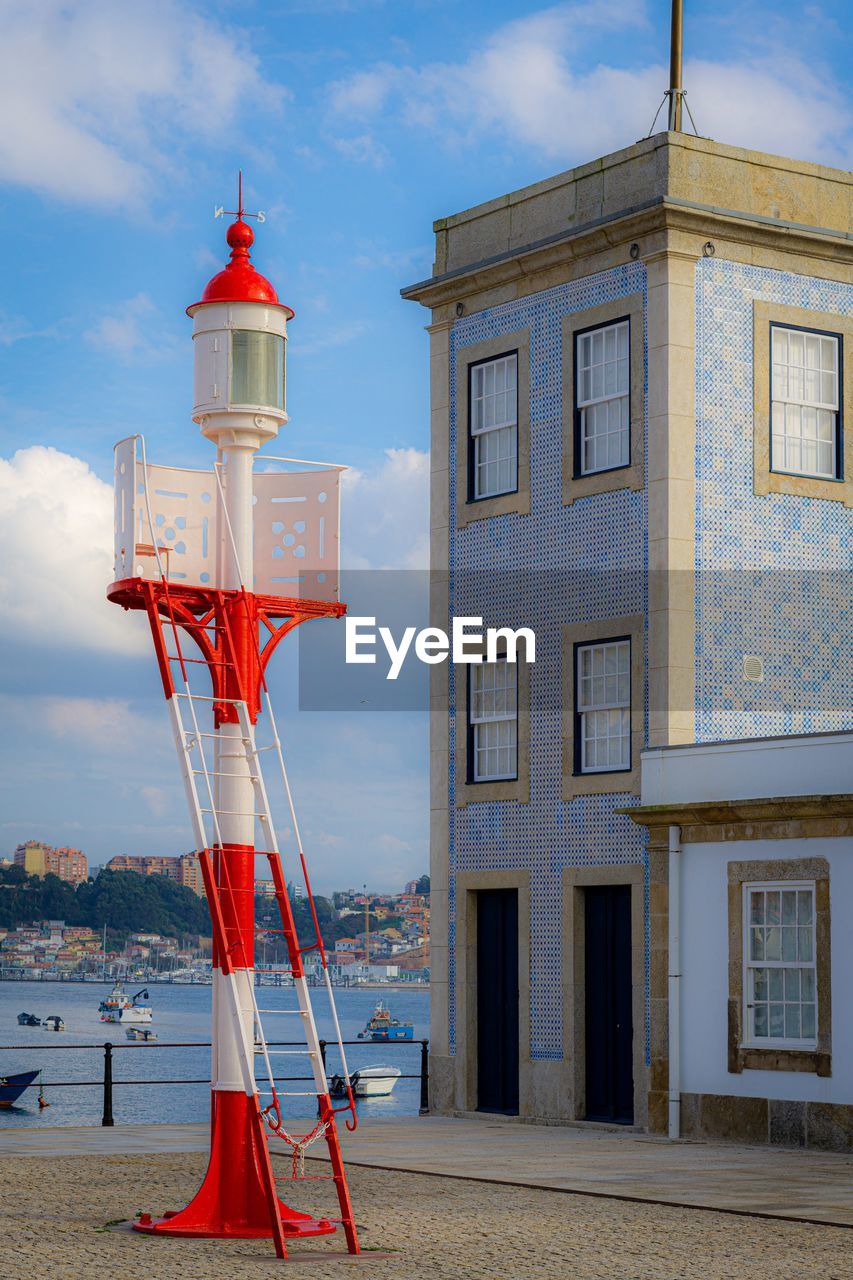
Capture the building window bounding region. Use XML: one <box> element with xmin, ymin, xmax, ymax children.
<box><xmin>575</xmin><ymin>639</ymin><xmax>631</xmax><ymax>773</ymax></box>
<box><xmin>744</xmin><ymin>882</ymin><xmax>816</xmax><ymax>1047</ymax></box>
<box><xmin>469</xmin><ymin>658</ymin><xmax>517</xmax><ymax>782</ymax></box>
<box><xmin>575</xmin><ymin>320</ymin><xmax>630</xmax><ymax>475</ymax></box>
<box><xmin>770</xmin><ymin>325</ymin><xmax>841</xmax><ymax>480</ymax></box>
<box><xmin>469</xmin><ymin>353</ymin><xmax>518</xmax><ymax>500</ymax></box>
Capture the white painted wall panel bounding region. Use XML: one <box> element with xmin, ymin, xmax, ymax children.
<box><xmin>680</xmin><ymin>837</ymin><xmax>853</xmax><ymax>1103</ymax></box>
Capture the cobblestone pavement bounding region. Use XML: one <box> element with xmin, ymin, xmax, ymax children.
<box><xmin>1</xmin><ymin>1152</ymin><xmax>850</xmax><ymax>1280</ymax></box>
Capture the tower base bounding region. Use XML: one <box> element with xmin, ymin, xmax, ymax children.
<box><xmin>133</xmin><ymin>1089</ymin><xmax>336</xmax><ymax>1241</ymax></box>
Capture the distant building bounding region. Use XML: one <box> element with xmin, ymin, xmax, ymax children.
<box><xmin>255</xmin><ymin>879</ymin><xmax>278</xmax><ymax>899</ymax></box>
<box><xmin>105</xmin><ymin>852</ymin><xmax>205</xmax><ymax>897</ymax></box>
<box><xmin>15</xmin><ymin>841</ymin><xmax>88</xmax><ymax>885</ymax></box>
<box><xmin>52</xmin><ymin>847</ymin><xmax>89</xmax><ymax>885</ymax></box>
<box><xmin>179</xmin><ymin>853</ymin><xmax>204</xmax><ymax>897</ymax></box>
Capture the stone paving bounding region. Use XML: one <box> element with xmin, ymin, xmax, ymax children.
<box><xmin>3</xmin><ymin>1116</ymin><xmax>851</xmax><ymax>1226</ymax></box>
<box><xmin>1</xmin><ymin>1150</ymin><xmax>851</xmax><ymax>1280</ymax></box>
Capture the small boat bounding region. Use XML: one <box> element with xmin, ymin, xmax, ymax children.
<box><xmin>17</xmin><ymin>1012</ymin><xmax>41</xmax><ymax>1027</ymax></box>
<box><xmin>43</xmin><ymin>1015</ymin><xmax>65</xmax><ymax>1031</ymax></box>
<box><xmin>0</xmin><ymin>1069</ymin><xmax>40</xmax><ymax>1107</ymax></box>
<box><xmin>330</xmin><ymin>1066</ymin><xmax>401</xmax><ymax>1098</ymax></box>
<box><xmin>99</xmin><ymin>983</ymin><xmax>153</xmax><ymax>1024</ymax></box>
<box><xmin>357</xmin><ymin>1001</ymin><xmax>414</xmax><ymax>1042</ymax></box>
<box><xmin>125</xmin><ymin>1027</ymin><xmax>158</xmax><ymax>1042</ymax></box>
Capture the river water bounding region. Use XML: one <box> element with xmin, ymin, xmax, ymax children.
<box><xmin>0</xmin><ymin>980</ymin><xmax>429</xmax><ymax>1128</ymax></box>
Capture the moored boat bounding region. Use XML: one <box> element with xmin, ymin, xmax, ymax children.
<box><xmin>125</xmin><ymin>1026</ymin><xmax>158</xmax><ymax>1041</ymax></box>
<box><xmin>0</xmin><ymin>1069</ymin><xmax>40</xmax><ymax>1107</ymax></box>
<box><xmin>43</xmin><ymin>1015</ymin><xmax>65</xmax><ymax>1031</ymax></box>
<box><xmin>99</xmin><ymin>983</ymin><xmax>153</xmax><ymax>1024</ymax></box>
<box><xmin>357</xmin><ymin>1000</ymin><xmax>413</xmax><ymax>1042</ymax></box>
<box><xmin>17</xmin><ymin>1012</ymin><xmax>41</xmax><ymax>1027</ymax></box>
<box><xmin>330</xmin><ymin>1066</ymin><xmax>401</xmax><ymax>1098</ymax></box>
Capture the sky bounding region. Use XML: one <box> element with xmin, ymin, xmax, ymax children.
<box><xmin>0</xmin><ymin>0</ymin><xmax>850</xmax><ymax>893</ymax></box>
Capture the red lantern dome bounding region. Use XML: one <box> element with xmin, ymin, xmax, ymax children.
<box><xmin>188</xmin><ymin>211</ymin><xmax>294</xmax><ymax>319</ymax></box>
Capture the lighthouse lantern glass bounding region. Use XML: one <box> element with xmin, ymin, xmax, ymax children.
<box><xmin>230</xmin><ymin>330</ymin><xmax>285</xmax><ymax>409</ymax></box>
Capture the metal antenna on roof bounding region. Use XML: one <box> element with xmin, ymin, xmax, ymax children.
<box><xmin>646</xmin><ymin>0</ymin><xmax>700</xmax><ymax>138</ymax></box>
<box><xmin>668</xmin><ymin>0</ymin><xmax>684</xmax><ymax>130</ymax></box>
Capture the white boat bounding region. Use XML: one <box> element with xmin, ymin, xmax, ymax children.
<box><xmin>99</xmin><ymin>984</ymin><xmax>153</xmax><ymax>1024</ymax></box>
<box><xmin>125</xmin><ymin>1027</ymin><xmax>158</xmax><ymax>1041</ymax></box>
<box><xmin>331</xmin><ymin>1066</ymin><xmax>401</xmax><ymax>1098</ymax></box>
<box><xmin>43</xmin><ymin>1015</ymin><xmax>65</xmax><ymax>1032</ymax></box>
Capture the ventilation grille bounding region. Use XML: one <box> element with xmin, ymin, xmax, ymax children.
<box><xmin>743</xmin><ymin>655</ymin><xmax>764</xmax><ymax>683</ymax></box>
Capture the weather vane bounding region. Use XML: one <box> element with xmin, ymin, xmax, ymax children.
<box><xmin>214</xmin><ymin>170</ymin><xmax>266</xmax><ymax>223</ymax></box>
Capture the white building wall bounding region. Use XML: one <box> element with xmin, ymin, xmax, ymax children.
<box><xmin>680</xmin><ymin>836</ymin><xmax>853</xmax><ymax>1104</ymax></box>
<box><xmin>642</xmin><ymin>732</ymin><xmax>853</xmax><ymax>806</ymax></box>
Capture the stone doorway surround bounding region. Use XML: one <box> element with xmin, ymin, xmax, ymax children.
<box><xmin>562</xmin><ymin>863</ymin><xmax>648</xmax><ymax>1130</ymax></box>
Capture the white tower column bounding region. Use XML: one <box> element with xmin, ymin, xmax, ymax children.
<box><xmin>212</xmin><ymin>443</ymin><xmax>258</xmax><ymax>1092</ymax></box>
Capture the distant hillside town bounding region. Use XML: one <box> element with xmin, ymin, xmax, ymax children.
<box><xmin>0</xmin><ymin>844</ymin><xmax>429</xmax><ymax>986</ymax></box>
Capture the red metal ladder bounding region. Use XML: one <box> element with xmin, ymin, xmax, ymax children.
<box><xmin>139</xmin><ymin>578</ymin><xmax>360</xmax><ymax>1260</ymax></box>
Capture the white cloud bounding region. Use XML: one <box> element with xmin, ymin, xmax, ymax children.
<box><xmin>326</xmin><ymin>1</ymin><xmax>851</xmax><ymax>169</ymax></box>
<box><xmin>0</xmin><ymin>313</ymin><xmax>63</xmax><ymax>346</ymax></box>
<box><xmin>0</xmin><ymin>445</ymin><xmax>148</xmax><ymax>655</ymax></box>
<box><xmin>290</xmin><ymin>319</ymin><xmax>370</xmax><ymax>357</ymax></box>
<box><xmin>85</xmin><ymin>292</ymin><xmax>179</xmax><ymax>363</ymax></box>
<box><xmin>342</xmin><ymin>447</ymin><xmax>429</xmax><ymax>571</ymax></box>
<box><xmin>352</xmin><ymin>242</ymin><xmax>431</xmax><ymax>273</ymax></box>
<box><xmin>0</xmin><ymin>0</ymin><xmax>286</xmax><ymax>211</ymax></box>
<box><xmin>330</xmin><ymin>132</ymin><xmax>390</xmax><ymax>168</ymax></box>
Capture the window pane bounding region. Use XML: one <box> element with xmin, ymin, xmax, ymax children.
<box><xmin>785</xmin><ymin>1005</ymin><xmax>801</xmax><ymax>1040</ymax></box>
<box><xmin>770</xmin><ymin>327</ymin><xmax>839</xmax><ymax>478</ymax></box>
<box><xmin>230</xmin><ymin>331</ymin><xmax>285</xmax><ymax>408</ymax></box>
<box><xmin>765</xmin><ymin>927</ymin><xmax>781</xmax><ymax>962</ymax></box>
<box><xmin>769</xmin><ymin>1004</ymin><xmax>784</xmax><ymax>1037</ymax></box>
<box><xmin>798</xmin><ymin>891</ymin><xmax>813</xmax><ymax>924</ymax></box>
<box><xmin>753</xmin><ymin>1005</ymin><xmax>768</xmax><ymax>1037</ymax></box>
<box><xmin>577</xmin><ymin>321</ymin><xmax>630</xmax><ymax>475</ymax></box>
<box><xmin>802</xmin><ymin>1003</ymin><xmax>816</xmax><ymax>1040</ymax></box>
<box><xmin>798</xmin><ymin>927</ymin><xmax>813</xmax><ymax>962</ymax></box>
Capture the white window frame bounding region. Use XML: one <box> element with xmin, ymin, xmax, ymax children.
<box><xmin>576</xmin><ymin>638</ymin><xmax>631</xmax><ymax>774</ymax></box>
<box><xmin>742</xmin><ymin>880</ymin><xmax>817</xmax><ymax>1050</ymax></box>
<box><xmin>469</xmin><ymin>657</ymin><xmax>518</xmax><ymax>782</ymax></box>
<box><xmin>469</xmin><ymin>352</ymin><xmax>518</xmax><ymax>500</ymax></box>
<box><xmin>575</xmin><ymin>319</ymin><xmax>630</xmax><ymax>476</ymax></box>
<box><xmin>770</xmin><ymin>324</ymin><xmax>840</xmax><ymax>481</ymax></box>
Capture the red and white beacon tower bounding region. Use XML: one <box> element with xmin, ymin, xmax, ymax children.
<box><xmin>108</xmin><ymin>182</ymin><xmax>359</xmax><ymax>1260</ymax></box>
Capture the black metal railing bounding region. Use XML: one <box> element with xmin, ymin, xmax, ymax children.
<box><xmin>0</xmin><ymin>1038</ymin><xmax>430</xmax><ymax>1125</ymax></box>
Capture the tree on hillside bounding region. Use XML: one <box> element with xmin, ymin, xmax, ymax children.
<box><xmin>0</xmin><ymin>865</ymin><xmax>209</xmax><ymax>939</ymax></box>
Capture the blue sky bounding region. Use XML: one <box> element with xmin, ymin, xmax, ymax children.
<box><xmin>0</xmin><ymin>0</ymin><xmax>850</xmax><ymax>891</ymax></box>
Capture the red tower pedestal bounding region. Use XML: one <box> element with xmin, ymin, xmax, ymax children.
<box><xmin>134</xmin><ymin>1092</ymin><xmax>336</xmax><ymax>1240</ymax></box>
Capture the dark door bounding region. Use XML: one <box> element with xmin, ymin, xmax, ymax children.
<box><xmin>584</xmin><ymin>884</ymin><xmax>634</xmax><ymax>1123</ymax></box>
<box><xmin>476</xmin><ymin>888</ymin><xmax>519</xmax><ymax>1114</ymax></box>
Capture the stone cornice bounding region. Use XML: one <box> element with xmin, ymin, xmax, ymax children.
<box><xmin>618</xmin><ymin>793</ymin><xmax>853</xmax><ymax>847</ymax></box>
<box><xmin>402</xmin><ymin>198</ymin><xmax>852</xmax><ymax>310</ymax></box>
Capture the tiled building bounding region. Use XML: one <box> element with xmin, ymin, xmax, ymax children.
<box><xmin>404</xmin><ymin>132</ymin><xmax>852</xmax><ymax>1148</ymax></box>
